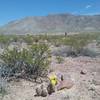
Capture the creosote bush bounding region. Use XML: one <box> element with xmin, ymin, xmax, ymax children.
<box><xmin>0</xmin><ymin>43</ymin><xmax>51</xmax><ymax>81</ymax></box>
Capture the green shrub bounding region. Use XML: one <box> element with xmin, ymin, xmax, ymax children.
<box><xmin>0</xmin><ymin>35</ymin><xmax>9</xmax><ymax>44</ymax></box>
<box><xmin>96</xmin><ymin>36</ymin><xmax>100</xmax><ymax>45</ymax></box>
<box><xmin>0</xmin><ymin>43</ymin><xmax>51</xmax><ymax>81</ymax></box>
<box><xmin>0</xmin><ymin>78</ymin><xmax>7</xmax><ymax>99</ymax></box>
<box><xmin>30</xmin><ymin>44</ymin><xmax>51</xmax><ymax>79</ymax></box>
<box><xmin>0</xmin><ymin>86</ymin><xmax>7</xmax><ymax>98</ymax></box>
<box><xmin>56</xmin><ymin>56</ymin><xmax>64</xmax><ymax>64</ymax></box>
<box><xmin>23</xmin><ymin>34</ymin><xmax>34</xmax><ymax>44</ymax></box>
<box><xmin>62</xmin><ymin>35</ymin><xmax>89</xmax><ymax>50</ymax></box>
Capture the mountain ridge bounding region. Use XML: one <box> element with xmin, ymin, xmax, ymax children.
<box><xmin>0</xmin><ymin>13</ymin><xmax>100</xmax><ymax>34</ymax></box>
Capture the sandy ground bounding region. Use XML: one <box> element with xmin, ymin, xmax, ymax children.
<box><xmin>1</xmin><ymin>56</ymin><xmax>100</xmax><ymax>100</ymax></box>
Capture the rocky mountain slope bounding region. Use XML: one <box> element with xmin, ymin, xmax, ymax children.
<box><xmin>0</xmin><ymin>13</ymin><xmax>100</xmax><ymax>34</ymax></box>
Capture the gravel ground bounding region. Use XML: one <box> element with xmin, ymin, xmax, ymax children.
<box><xmin>1</xmin><ymin>56</ymin><xmax>100</xmax><ymax>100</ymax></box>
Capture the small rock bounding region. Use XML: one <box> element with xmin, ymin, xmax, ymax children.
<box><xmin>57</xmin><ymin>80</ymin><xmax>74</xmax><ymax>91</ymax></box>
<box><xmin>47</xmin><ymin>83</ymin><xmax>55</xmax><ymax>95</ymax></box>
<box><xmin>41</xmin><ymin>84</ymin><xmax>48</xmax><ymax>97</ymax></box>
<box><xmin>35</xmin><ymin>86</ymin><xmax>42</xmax><ymax>96</ymax></box>
<box><xmin>35</xmin><ymin>84</ymin><xmax>48</xmax><ymax>97</ymax></box>
<box><xmin>80</xmin><ymin>69</ymin><xmax>87</xmax><ymax>75</ymax></box>
<box><xmin>41</xmin><ymin>88</ymin><xmax>48</xmax><ymax>97</ymax></box>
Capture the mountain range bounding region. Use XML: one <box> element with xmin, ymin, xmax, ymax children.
<box><xmin>0</xmin><ymin>13</ymin><xmax>100</xmax><ymax>34</ymax></box>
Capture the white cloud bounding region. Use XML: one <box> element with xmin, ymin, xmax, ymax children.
<box><xmin>86</xmin><ymin>5</ymin><xmax>92</xmax><ymax>9</ymax></box>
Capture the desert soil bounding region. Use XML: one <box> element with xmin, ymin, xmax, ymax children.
<box><xmin>1</xmin><ymin>56</ymin><xmax>100</xmax><ymax>100</ymax></box>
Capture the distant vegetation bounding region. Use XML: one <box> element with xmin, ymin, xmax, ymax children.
<box><xmin>0</xmin><ymin>32</ymin><xmax>99</xmax><ymax>52</ymax></box>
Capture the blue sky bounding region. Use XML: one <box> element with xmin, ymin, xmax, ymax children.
<box><xmin>0</xmin><ymin>0</ymin><xmax>100</xmax><ymax>26</ymax></box>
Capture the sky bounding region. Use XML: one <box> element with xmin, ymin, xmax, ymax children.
<box><xmin>0</xmin><ymin>0</ymin><xmax>100</xmax><ymax>26</ymax></box>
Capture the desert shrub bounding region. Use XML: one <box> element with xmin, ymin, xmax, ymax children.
<box><xmin>54</xmin><ymin>45</ymin><xmax>77</xmax><ymax>57</ymax></box>
<box><xmin>0</xmin><ymin>86</ymin><xmax>7</xmax><ymax>99</ymax></box>
<box><xmin>10</xmin><ymin>35</ymin><xmax>20</xmax><ymax>42</ymax></box>
<box><xmin>0</xmin><ymin>35</ymin><xmax>11</xmax><ymax>44</ymax></box>
<box><xmin>30</xmin><ymin>44</ymin><xmax>51</xmax><ymax>79</ymax></box>
<box><xmin>50</xmin><ymin>33</ymin><xmax>100</xmax><ymax>57</ymax></box>
<box><xmin>0</xmin><ymin>77</ymin><xmax>7</xmax><ymax>99</ymax></box>
<box><xmin>23</xmin><ymin>34</ymin><xmax>34</xmax><ymax>44</ymax></box>
<box><xmin>0</xmin><ymin>48</ymin><xmax>32</xmax><ymax>77</ymax></box>
<box><xmin>62</xmin><ymin>35</ymin><xmax>89</xmax><ymax>51</ymax></box>
<box><xmin>0</xmin><ymin>43</ymin><xmax>51</xmax><ymax>81</ymax></box>
<box><xmin>96</xmin><ymin>36</ymin><xmax>100</xmax><ymax>45</ymax></box>
<box><xmin>0</xmin><ymin>35</ymin><xmax>22</xmax><ymax>47</ymax></box>
<box><xmin>51</xmin><ymin>36</ymin><xmax>89</xmax><ymax>57</ymax></box>
<box><xmin>23</xmin><ymin>34</ymin><xmax>42</xmax><ymax>44</ymax></box>
<box><xmin>44</xmin><ymin>34</ymin><xmax>90</xmax><ymax>50</ymax></box>
<box><xmin>0</xmin><ymin>35</ymin><xmax>11</xmax><ymax>49</ymax></box>
<box><xmin>79</xmin><ymin>48</ymin><xmax>99</xmax><ymax>57</ymax></box>
<box><xmin>56</xmin><ymin>56</ymin><xmax>64</xmax><ymax>63</ymax></box>
<box><xmin>51</xmin><ymin>46</ymin><xmax>72</xmax><ymax>57</ymax></box>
